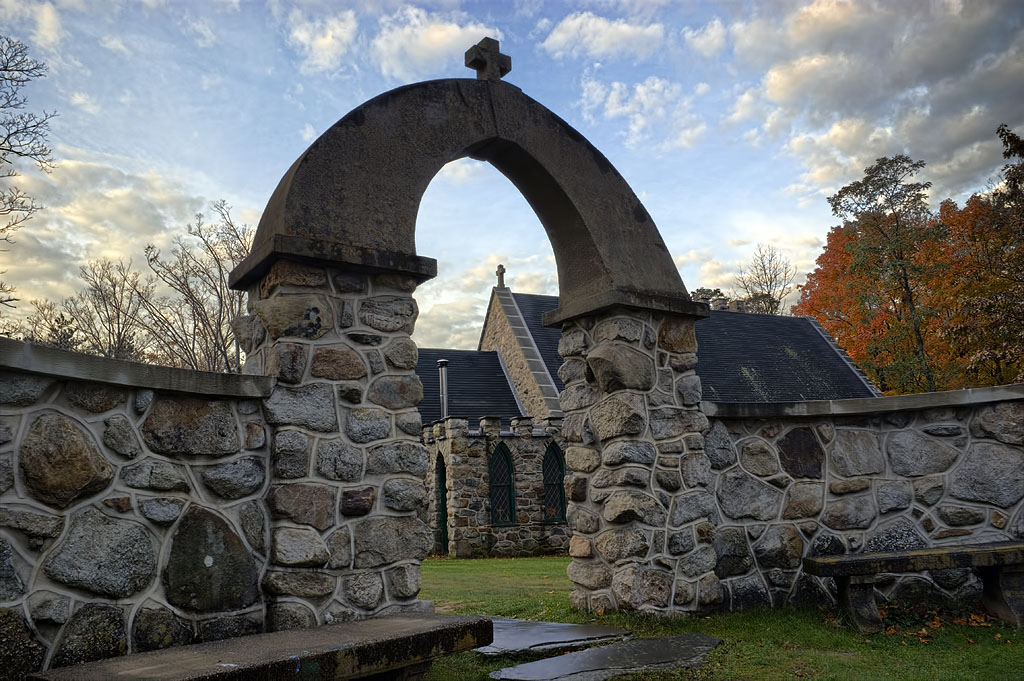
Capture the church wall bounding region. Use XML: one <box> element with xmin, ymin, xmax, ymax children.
<box><xmin>424</xmin><ymin>416</ymin><xmax>570</xmax><ymax>558</ymax></box>
<box><xmin>479</xmin><ymin>292</ymin><xmax>550</xmax><ymax>420</ymax></box>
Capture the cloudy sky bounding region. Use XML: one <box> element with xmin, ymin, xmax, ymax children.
<box><xmin>2</xmin><ymin>0</ymin><xmax>1022</xmax><ymax>349</ymax></box>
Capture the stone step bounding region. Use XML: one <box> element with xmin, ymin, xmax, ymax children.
<box><xmin>476</xmin><ymin>618</ymin><xmax>630</xmax><ymax>658</ymax></box>
<box><xmin>490</xmin><ymin>632</ymin><xmax>720</xmax><ymax>680</ymax></box>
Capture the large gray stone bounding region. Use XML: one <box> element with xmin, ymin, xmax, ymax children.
<box><xmin>739</xmin><ymin>439</ymin><xmax>780</xmax><ymax>476</ymax></box>
<box><xmin>681</xmin><ymin>451</ymin><xmax>712</xmax><ymax>487</ymax></box>
<box><xmin>936</xmin><ymin>505</ymin><xmax>986</xmax><ymax>526</ymax></box>
<box><xmin>317</xmin><ymin>438</ymin><xmax>364</xmax><ymax>481</ymax></box>
<box><xmin>366</xmin><ymin>440</ymin><xmax>429</xmax><ymax>476</ymax></box>
<box><xmin>865</xmin><ymin>517</ymin><xmax>927</xmax><ymax>553</ymax></box>
<box><xmin>595</xmin><ymin>528</ymin><xmax>649</xmax><ymax>562</ymax></box>
<box><xmin>272</xmin><ymin>429</ymin><xmax>310</xmax><ymax>480</ymax></box>
<box><xmin>601</xmin><ymin>490</ymin><xmax>665</xmax><ymax>526</ymax></box>
<box><xmin>612</xmin><ymin>565</ymin><xmax>672</xmax><ymax>609</ymax></box>
<box><xmin>263</xmin><ymin>383</ymin><xmax>338</xmax><ymax>432</ymax></box>
<box><xmin>132</xmin><ymin>605</ymin><xmax>195</xmax><ymax>652</ymax></box>
<box><xmin>0</xmin><ymin>506</ymin><xmax>64</xmax><ymax>538</ymax></box>
<box><xmin>267</xmin><ymin>602</ymin><xmax>317</xmax><ymax>632</ymax></box>
<box><xmin>326</xmin><ymin>527</ymin><xmax>352</xmax><ymax>569</ymax></box>
<box><xmin>601</xmin><ymin>440</ymin><xmax>655</xmax><ymax>466</ymax></box>
<box><xmin>387</xmin><ymin>564</ymin><xmax>422</xmax><ymax>599</ymax></box>
<box><xmin>559</xmin><ymin>384</ymin><xmax>599</xmax><ymax>412</ymax></box>
<box><xmin>592</xmin><ymin>467</ymin><xmax>649</xmax><ymax>489</ymax></box>
<box><xmin>0</xmin><ymin>609</ymin><xmax>44</xmax><ymax>676</ymax></box>
<box><xmin>266</xmin><ymin>342</ymin><xmax>308</xmax><ymax>384</ymax></box>
<box><xmin>0</xmin><ymin>537</ymin><xmax>24</xmax><ymax>600</ymax></box>
<box><xmin>950</xmin><ymin>442</ymin><xmax>1024</xmax><ymax>507</ymax></box>
<box><xmin>272</xmin><ymin>527</ymin><xmax>330</xmax><ymax>567</ymax></box>
<box><xmin>585</xmin><ymin>344</ymin><xmax>655</xmax><ymax>392</ymax></box>
<box><xmin>649</xmin><ymin>408</ymin><xmax>708</xmax><ymax>441</ymax></box>
<box><xmin>345</xmin><ymin>408</ymin><xmax>392</xmax><ymax>443</ymax></box>
<box><xmin>669</xmin><ymin>491</ymin><xmax>717</xmax><ymax>526</ymax></box>
<box><xmin>886</xmin><ymin>430</ymin><xmax>960</xmax><ymax>476</ymax></box>
<box><xmin>971</xmin><ymin>402</ymin><xmax>1024</xmax><ymax>445</ymax></box>
<box><xmin>0</xmin><ymin>372</ymin><xmax>51</xmax><ymax>406</ymax></box>
<box><xmin>716</xmin><ymin>468</ymin><xmax>782</xmax><ymax>521</ymax></box>
<box><xmin>197</xmin><ymin>612</ymin><xmax>263</xmax><ymax>643</ymax></box>
<box><xmin>367</xmin><ymin>375</ymin><xmax>424</xmax><ymax>409</ymax></box>
<box><xmin>359</xmin><ymin>296</ymin><xmax>417</xmax><ymax>333</ymax></box>
<box><xmin>753</xmin><ymin>525</ymin><xmax>803</xmax><ymax>570</ymax></box>
<box><xmin>138</xmin><ymin>497</ymin><xmax>186</xmax><ymax>524</ymax></box>
<box><xmin>830</xmin><ymin>430</ymin><xmax>884</xmax><ymax>477</ymax></box>
<box><xmin>19</xmin><ymin>412</ymin><xmax>113</xmax><ymax>508</ymax></box>
<box><xmin>200</xmin><ymin>457</ymin><xmax>265</xmax><ymax>499</ymax></box>
<box><xmin>262</xmin><ymin>570</ymin><xmax>336</xmax><ymax>598</ymax></box>
<box><xmin>51</xmin><ymin>604</ymin><xmax>127</xmax><ymax>668</ymax></box>
<box><xmin>43</xmin><ymin>508</ymin><xmax>155</xmax><ymax>598</ymax></box>
<box><xmin>678</xmin><ymin>545</ymin><xmax>717</xmax><ymax>578</ymax></box>
<box><xmin>821</xmin><ymin>494</ymin><xmax>877</xmax><ymax>530</ymax></box>
<box><xmin>590</xmin><ymin>394</ymin><xmax>646</xmax><ymax>442</ymax></box>
<box><xmin>65</xmin><ymin>383</ymin><xmax>126</xmax><ymax>413</ymax></box>
<box><xmin>705</xmin><ymin>421</ymin><xmax>737</xmax><ymax>470</ymax></box>
<box><xmin>251</xmin><ymin>293</ymin><xmax>333</xmax><ymax>340</ymax></box>
<box><xmin>729</xmin><ymin>573</ymin><xmax>771</xmax><ymax>610</ymax></box>
<box><xmin>566</xmin><ymin>560</ymin><xmax>612</xmax><ymax>589</ymax></box>
<box><xmin>877</xmin><ymin>480</ymin><xmax>912</xmax><ymax>513</ymax></box>
<box><xmin>163</xmin><ymin>507</ymin><xmax>259</xmax><ymax>612</ymax></box>
<box><xmin>344</xmin><ymin>572</ymin><xmax>384</xmax><ymax>610</ymax></box>
<box><xmin>237</xmin><ymin>500</ymin><xmax>266</xmax><ymax>553</ymax></box>
<box><xmin>102</xmin><ymin>415</ymin><xmax>142</xmax><ymax>458</ymax></box>
<box><xmin>310</xmin><ymin>347</ymin><xmax>366</xmax><ymax>380</ymax></box>
<box><xmin>712</xmin><ymin>527</ymin><xmax>753</xmax><ymax>577</ymax></box>
<box><xmin>382</xmin><ymin>478</ymin><xmax>428</xmax><ymax>511</ymax></box>
<box><xmin>781</xmin><ymin>482</ymin><xmax>824</xmax><ymax>519</ymax></box>
<box><xmin>267</xmin><ymin>483</ymin><xmax>336</xmax><ymax>530</ymax></box>
<box><xmin>353</xmin><ymin>517</ymin><xmax>432</xmax><ymax>567</ymax></box>
<box><xmin>121</xmin><ymin>459</ymin><xmax>190</xmax><ymax>492</ymax></box>
<box><xmin>383</xmin><ymin>337</ymin><xmax>419</xmax><ymax>369</ymax></box>
<box><xmin>141</xmin><ymin>397</ymin><xmax>239</xmax><ymax>457</ymax></box>
<box><xmin>658</xmin><ymin>318</ymin><xmax>697</xmax><ymax>353</ymax></box>
<box><xmin>776</xmin><ymin>427</ymin><xmax>825</xmax><ymax>479</ymax></box>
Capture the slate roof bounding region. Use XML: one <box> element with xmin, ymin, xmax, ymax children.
<box><xmin>416</xmin><ymin>348</ymin><xmax>524</xmax><ymax>425</ymax></box>
<box><xmin>504</xmin><ymin>292</ymin><xmax>878</xmax><ymax>403</ymax></box>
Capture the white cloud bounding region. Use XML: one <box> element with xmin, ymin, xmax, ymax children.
<box><xmin>286</xmin><ymin>8</ymin><xmax>358</xmax><ymax>75</ymax></box>
<box><xmin>200</xmin><ymin>73</ymin><xmax>222</xmax><ymax>90</ymax></box>
<box><xmin>70</xmin><ymin>91</ymin><xmax>99</xmax><ymax>114</ymax></box>
<box><xmin>683</xmin><ymin>17</ymin><xmax>725</xmax><ymax>57</ymax></box>
<box><xmin>370</xmin><ymin>7</ymin><xmax>499</xmax><ymax>81</ymax></box>
<box><xmin>32</xmin><ymin>2</ymin><xmax>64</xmax><ymax>50</ymax></box>
<box><xmin>581</xmin><ymin>74</ymin><xmax>706</xmax><ymax>149</ymax></box>
<box><xmin>99</xmin><ymin>35</ymin><xmax>129</xmax><ymax>55</ymax></box>
<box><xmin>694</xmin><ymin>82</ymin><xmax>709</xmax><ymax>96</ymax></box>
<box><xmin>727</xmin><ymin>0</ymin><xmax>1024</xmax><ymax>200</ymax></box>
<box><xmin>186</xmin><ymin>16</ymin><xmax>217</xmax><ymax>48</ymax></box>
<box><xmin>299</xmin><ymin>123</ymin><xmax>316</xmax><ymax>142</ymax></box>
<box><xmin>541</xmin><ymin>12</ymin><xmax>663</xmax><ymax>61</ymax></box>
<box><xmin>435</xmin><ymin>158</ymin><xmax>487</xmax><ymax>184</ymax></box>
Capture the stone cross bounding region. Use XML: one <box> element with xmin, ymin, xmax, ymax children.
<box><xmin>465</xmin><ymin>37</ymin><xmax>511</xmax><ymax>81</ymax></box>
<box><xmin>496</xmin><ymin>263</ymin><xmax>506</xmax><ymax>288</ymax></box>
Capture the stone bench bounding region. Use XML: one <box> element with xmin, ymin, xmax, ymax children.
<box><xmin>28</xmin><ymin>613</ymin><xmax>492</xmax><ymax>680</ymax></box>
<box><xmin>802</xmin><ymin>542</ymin><xmax>1024</xmax><ymax>634</ymax></box>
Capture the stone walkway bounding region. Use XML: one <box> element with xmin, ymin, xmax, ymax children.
<box><xmin>490</xmin><ymin>632</ymin><xmax>720</xmax><ymax>680</ymax></box>
<box><xmin>476</xmin><ymin>618</ymin><xmax>630</xmax><ymax>657</ymax></box>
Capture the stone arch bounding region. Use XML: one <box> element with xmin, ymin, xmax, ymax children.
<box><xmin>230</xmin><ymin>79</ymin><xmax>702</xmax><ymax>324</ymax></box>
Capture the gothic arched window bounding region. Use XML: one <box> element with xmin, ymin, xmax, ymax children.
<box><xmin>542</xmin><ymin>442</ymin><xmax>567</xmax><ymax>523</ymax></box>
<box><xmin>489</xmin><ymin>443</ymin><xmax>515</xmax><ymax>526</ymax></box>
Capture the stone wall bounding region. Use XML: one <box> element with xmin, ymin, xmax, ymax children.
<box><xmin>0</xmin><ymin>341</ymin><xmax>274</xmax><ymax>676</ymax></box>
<box><xmin>424</xmin><ymin>416</ymin><xmax>570</xmax><ymax>558</ymax></box>
<box><xmin>479</xmin><ymin>290</ymin><xmax>551</xmax><ymax>420</ymax></box>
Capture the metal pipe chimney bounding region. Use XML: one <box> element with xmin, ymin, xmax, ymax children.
<box><xmin>437</xmin><ymin>359</ymin><xmax>449</xmax><ymax>419</ymax></box>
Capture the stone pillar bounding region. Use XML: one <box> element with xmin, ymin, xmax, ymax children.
<box><xmin>238</xmin><ymin>261</ymin><xmax>432</xmax><ymax>628</ymax></box>
<box><xmin>559</xmin><ymin>309</ymin><xmax>717</xmax><ymax>614</ymax></box>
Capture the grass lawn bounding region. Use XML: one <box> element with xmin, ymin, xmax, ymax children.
<box><xmin>420</xmin><ymin>556</ymin><xmax>1024</xmax><ymax>680</ymax></box>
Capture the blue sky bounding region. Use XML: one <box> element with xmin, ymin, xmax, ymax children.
<box><xmin>2</xmin><ymin>0</ymin><xmax>1022</xmax><ymax>349</ymax></box>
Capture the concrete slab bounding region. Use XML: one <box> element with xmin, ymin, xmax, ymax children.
<box><xmin>476</xmin><ymin>618</ymin><xmax>630</xmax><ymax>657</ymax></box>
<box><xmin>490</xmin><ymin>633</ymin><xmax>721</xmax><ymax>680</ymax></box>
<box><xmin>28</xmin><ymin>614</ymin><xmax>492</xmax><ymax>681</ymax></box>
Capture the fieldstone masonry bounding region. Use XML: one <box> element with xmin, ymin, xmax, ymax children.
<box><xmin>237</xmin><ymin>261</ymin><xmax>433</xmax><ymax>628</ymax></box>
<box><xmin>424</xmin><ymin>416</ymin><xmax>569</xmax><ymax>558</ymax></box>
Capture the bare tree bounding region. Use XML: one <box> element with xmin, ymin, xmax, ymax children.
<box><xmin>732</xmin><ymin>243</ymin><xmax>798</xmax><ymax>315</ymax></box>
<box><xmin>136</xmin><ymin>201</ymin><xmax>253</xmax><ymax>372</ymax></box>
<box><xmin>63</xmin><ymin>258</ymin><xmax>152</xmax><ymax>360</ymax></box>
<box><xmin>1</xmin><ymin>36</ymin><xmax>56</xmax><ymax>307</ymax></box>
<box><xmin>22</xmin><ymin>298</ymin><xmax>81</xmax><ymax>351</ymax></box>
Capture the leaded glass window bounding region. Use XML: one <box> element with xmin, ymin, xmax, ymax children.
<box><xmin>542</xmin><ymin>442</ymin><xmax>566</xmax><ymax>523</ymax></box>
<box><xmin>489</xmin><ymin>443</ymin><xmax>515</xmax><ymax>526</ymax></box>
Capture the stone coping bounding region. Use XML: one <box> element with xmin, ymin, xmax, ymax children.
<box><xmin>802</xmin><ymin>542</ymin><xmax>1024</xmax><ymax>577</ymax></box>
<box><xmin>703</xmin><ymin>383</ymin><xmax>1024</xmax><ymax>419</ymax></box>
<box><xmin>0</xmin><ymin>337</ymin><xmax>274</xmax><ymax>398</ymax></box>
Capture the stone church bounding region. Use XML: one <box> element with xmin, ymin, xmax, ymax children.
<box><xmin>415</xmin><ymin>270</ymin><xmax>879</xmax><ymax>558</ymax></box>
